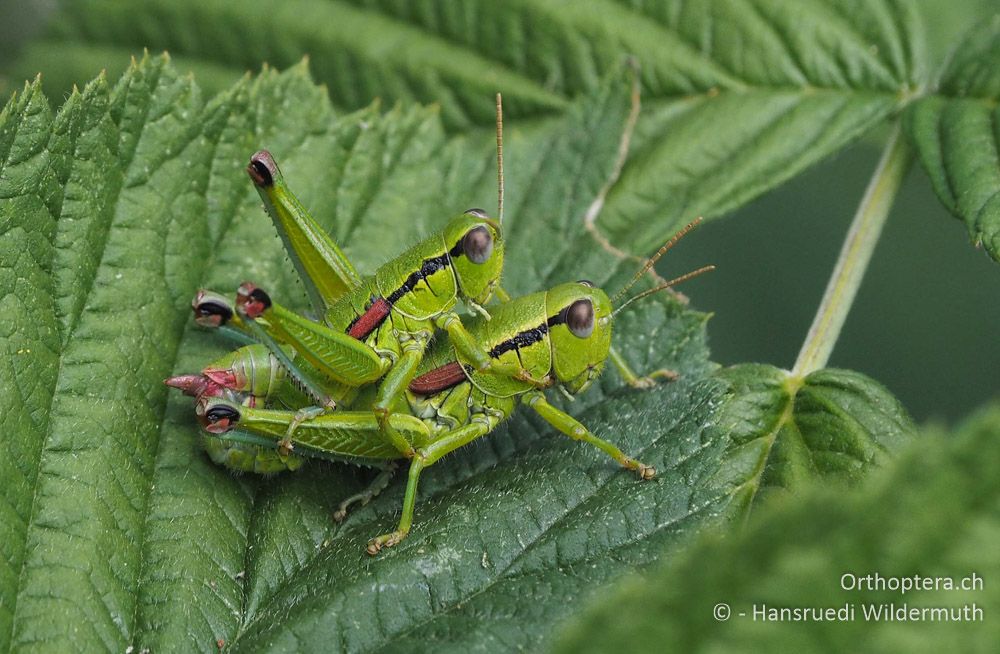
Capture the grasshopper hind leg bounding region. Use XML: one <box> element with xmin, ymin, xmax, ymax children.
<box><xmin>333</xmin><ymin>462</ymin><xmax>399</xmax><ymax>522</ymax></box>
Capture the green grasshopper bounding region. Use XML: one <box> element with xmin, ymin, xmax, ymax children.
<box><xmin>171</xmin><ymin>97</ymin><xmax>551</xmax><ymax>466</ymax></box>
<box><xmin>169</xmin><ymin>94</ymin><xmax>652</xmax><ymax>474</ymax></box>
<box><xmin>195</xmin><ymin>224</ymin><xmax>714</xmax><ymax>554</ymax></box>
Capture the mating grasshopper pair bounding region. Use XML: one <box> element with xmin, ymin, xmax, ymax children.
<box><xmin>167</xmin><ymin>96</ymin><xmax>713</xmax><ymax>554</ymax></box>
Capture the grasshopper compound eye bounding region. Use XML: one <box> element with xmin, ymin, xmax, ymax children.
<box><xmin>462</xmin><ymin>226</ymin><xmax>493</xmax><ymax>264</ymax></box>
<box><xmin>463</xmin><ymin>208</ymin><xmax>488</xmax><ymax>219</ymax></box>
<box><xmin>247</xmin><ymin>150</ymin><xmax>278</xmax><ymax>187</ymax></box>
<box><xmin>192</xmin><ymin>291</ymin><xmax>234</xmax><ymax>328</ymax></box>
<box><xmin>565</xmin><ymin>299</ymin><xmax>595</xmax><ymax>339</ymax></box>
<box><xmin>197</xmin><ymin>402</ymin><xmax>241</xmax><ymax>434</ymax></box>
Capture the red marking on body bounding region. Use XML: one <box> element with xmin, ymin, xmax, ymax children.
<box><xmin>408</xmin><ymin>361</ymin><xmax>468</xmax><ymax>395</ymax></box>
<box><xmin>348</xmin><ymin>298</ymin><xmax>391</xmax><ymax>339</ymax></box>
<box><xmin>203</xmin><ymin>368</ymin><xmax>240</xmax><ymax>390</ymax></box>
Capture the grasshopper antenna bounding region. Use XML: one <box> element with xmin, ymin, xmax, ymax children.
<box><xmin>611</xmin><ymin>265</ymin><xmax>715</xmax><ymax>318</ymax></box>
<box><xmin>612</xmin><ymin>216</ymin><xmax>703</xmax><ymax>304</ymax></box>
<box><xmin>496</xmin><ymin>93</ymin><xmax>504</xmax><ymax>225</ymax></box>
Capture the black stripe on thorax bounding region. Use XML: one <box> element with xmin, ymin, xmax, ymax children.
<box><xmin>488</xmin><ymin>323</ymin><xmax>547</xmax><ymax>358</ymax></box>
<box><xmin>386</xmin><ymin>241</ymin><xmax>464</xmax><ymax>305</ymax></box>
<box><xmin>486</xmin><ymin>310</ymin><xmax>568</xmax><ymax>359</ymax></box>
<box><xmin>346</xmin><ymin>241</ymin><xmax>467</xmax><ymax>338</ymax></box>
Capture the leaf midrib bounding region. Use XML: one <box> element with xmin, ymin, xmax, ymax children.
<box><xmin>129</xmin><ymin>97</ymin><xmax>239</xmax><ymax>649</ymax></box>
<box><xmin>130</xmin><ymin>72</ymin><xmax>344</xmax><ymax>645</ymax></box>
<box><xmin>737</xmin><ymin>373</ymin><xmax>801</xmax><ymax>520</ymax></box>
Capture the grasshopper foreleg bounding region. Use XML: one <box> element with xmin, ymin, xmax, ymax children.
<box><xmin>523</xmin><ymin>392</ymin><xmax>656</xmax><ymax>480</ymax></box>
<box><xmin>492</xmin><ymin>286</ymin><xmax>513</xmax><ymax>304</ymax></box>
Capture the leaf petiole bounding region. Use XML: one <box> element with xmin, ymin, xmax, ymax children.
<box><xmin>793</xmin><ymin>124</ymin><xmax>912</xmax><ymax>376</ymax></box>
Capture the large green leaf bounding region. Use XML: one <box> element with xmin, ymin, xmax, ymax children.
<box><xmin>906</xmin><ymin>17</ymin><xmax>1000</xmax><ymax>262</ymax></box>
<box><xmin>711</xmin><ymin>365</ymin><xmax>915</xmax><ymax>516</ymax></box>
<box><xmin>0</xmin><ymin>58</ymin><xmax>916</xmax><ymax>652</ymax></box>
<box><xmin>4</xmin><ymin>0</ymin><xmax>927</xmax><ymax>256</ymax></box>
<box><xmin>553</xmin><ymin>401</ymin><xmax>1000</xmax><ymax>653</ymax></box>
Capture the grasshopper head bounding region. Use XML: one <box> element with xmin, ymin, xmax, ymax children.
<box><xmin>196</xmin><ymin>397</ymin><xmax>243</xmax><ymax>434</ymax></box>
<box><xmin>547</xmin><ymin>281</ymin><xmax>614</xmax><ymax>395</ymax></box>
<box><xmin>444</xmin><ymin>209</ymin><xmax>504</xmax><ymax>305</ymax></box>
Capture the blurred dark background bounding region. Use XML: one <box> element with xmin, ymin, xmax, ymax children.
<box><xmin>664</xmin><ymin>139</ymin><xmax>1000</xmax><ymax>423</ymax></box>
<box><xmin>1</xmin><ymin>0</ymin><xmax>996</xmax><ymax>424</ymax></box>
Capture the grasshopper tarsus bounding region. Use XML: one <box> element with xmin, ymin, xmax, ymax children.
<box><xmin>622</xmin><ymin>457</ymin><xmax>656</xmax><ymax>480</ymax></box>
<box><xmin>626</xmin><ymin>368</ymin><xmax>680</xmax><ymax>389</ymax></box>
<box><xmin>629</xmin><ymin>377</ymin><xmax>656</xmax><ymax>390</ymax></box>
<box><xmin>648</xmin><ymin>368</ymin><xmax>680</xmax><ymax>383</ymax></box>
<box><xmin>366</xmin><ymin>530</ymin><xmax>406</xmax><ymax>556</ymax></box>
